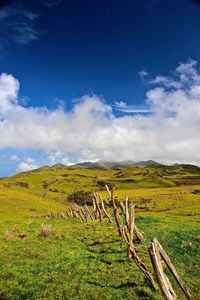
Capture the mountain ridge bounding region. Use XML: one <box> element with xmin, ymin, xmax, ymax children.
<box><xmin>21</xmin><ymin>160</ymin><xmax>200</xmax><ymax>175</ymax></box>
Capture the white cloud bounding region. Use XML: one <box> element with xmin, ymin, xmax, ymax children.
<box><xmin>114</xmin><ymin>101</ymin><xmax>127</xmax><ymax>108</ymax></box>
<box><xmin>1</xmin><ymin>59</ymin><xmax>200</xmax><ymax>165</ymax></box>
<box><xmin>10</xmin><ymin>154</ymin><xmax>19</xmax><ymax>161</ymax></box>
<box><xmin>114</xmin><ymin>100</ymin><xmax>152</xmax><ymax>113</ymax></box>
<box><xmin>0</xmin><ymin>0</ymin><xmax>63</xmax><ymax>50</ymax></box>
<box><xmin>17</xmin><ymin>157</ymin><xmax>38</xmax><ymax>172</ymax></box>
<box><xmin>138</xmin><ymin>69</ymin><xmax>149</xmax><ymax>80</ymax></box>
<box><xmin>149</xmin><ymin>75</ymin><xmax>181</xmax><ymax>89</ymax></box>
<box><xmin>0</xmin><ymin>73</ymin><xmax>19</xmax><ymax>113</ymax></box>
<box><xmin>149</xmin><ymin>59</ymin><xmax>200</xmax><ymax>89</ymax></box>
<box><xmin>47</xmin><ymin>150</ymin><xmax>65</xmax><ymax>164</ymax></box>
<box><xmin>0</xmin><ymin>4</ymin><xmax>39</xmax><ymax>49</ymax></box>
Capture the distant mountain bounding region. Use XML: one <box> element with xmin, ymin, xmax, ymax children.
<box><xmin>50</xmin><ymin>163</ymin><xmax>69</xmax><ymax>170</ymax></box>
<box><xmin>70</xmin><ymin>162</ymin><xmax>108</xmax><ymax>170</ymax></box>
<box><xmin>3</xmin><ymin>159</ymin><xmax>200</xmax><ymax>188</ymax></box>
<box><xmin>24</xmin><ymin>160</ymin><xmax>200</xmax><ymax>174</ymax></box>
<box><xmin>71</xmin><ymin>160</ymin><xmax>145</xmax><ymax>170</ymax></box>
<box><xmin>172</xmin><ymin>163</ymin><xmax>200</xmax><ymax>173</ymax></box>
<box><xmin>28</xmin><ymin>165</ymin><xmax>50</xmax><ymax>173</ymax></box>
<box><xmin>133</xmin><ymin>160</ymin><xmax>164</xmax><ymax>168</ymax></box>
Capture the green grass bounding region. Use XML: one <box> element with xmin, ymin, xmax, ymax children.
<box><xmin>0</xmin><ymin>165</ymin><xmax>200</xmax><ymax>299</ymax></box>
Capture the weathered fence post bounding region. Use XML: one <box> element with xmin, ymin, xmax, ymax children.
<box><xmin>92</xmin><ymin>193</ymin><xmax>102</xmax><ymax>222</ymax></box>
<box><xmin>119</xmin><ymin>198</ymin><xmax>143</xmax><ymax>243</ymax></box>
<box><xmin>149</xmin><ymin>238</ymin><xmax>192</xmax><ymax>300</ymax></box>
<box><xmin>97</xmin><ymin>193</ymin><xmax>112</xmax><ymax>223</ymax></box>
<box><xmin>122</xmin><ymin>226</ymin><xmax>159</xmax><ymax>291</ymax></box>
<box><xmin>92</xmin><ymin>197</ymin><xmax>98</xmax><ymax>219</ymax></box>
<box><xmin>106</xmin><ymin>185</ymin><xmax>123</xmax><ymax>236</ymax></box>
<box><xmin>128</xmin><ymin>205</ymin><xmax>135</xmax><ymax>259</ymax></box>
<box><xmin>84</xmin><ymin>204</ymin><xmax>94</xmax><ymax>220</ymax></box>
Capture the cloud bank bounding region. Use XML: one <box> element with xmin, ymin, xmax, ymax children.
<box><xmin>1</xmin><ymin>59</ymin><xmax>200</xmax><ymax>165</ymax></box>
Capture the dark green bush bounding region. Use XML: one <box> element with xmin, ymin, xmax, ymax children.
<box><xmin>67</xmin><ymin>190</ymin><xmax>93</xmax><ymax>205</ymax></box>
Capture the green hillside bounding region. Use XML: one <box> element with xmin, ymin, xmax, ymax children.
<box><xmin>0</xmin><ymin>163</ymin><xmax>200</xmax><ymax>299</ymax></box>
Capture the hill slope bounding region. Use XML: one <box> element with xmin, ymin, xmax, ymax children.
<box><xmin>0</xmin><ymin>163</ymin><xmax>200</xmax><ymax>299</ymax></box>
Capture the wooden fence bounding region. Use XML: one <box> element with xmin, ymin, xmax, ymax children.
<box><xmin>43</xmin><ymin>185</ymin><xmax>193</xmax><ymax>300</ymax></box>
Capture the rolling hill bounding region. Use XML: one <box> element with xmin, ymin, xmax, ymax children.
<box><xmin>0</xmin><ymin>161</ymin><xmax>200</xmax><ymax>299</ymax></box>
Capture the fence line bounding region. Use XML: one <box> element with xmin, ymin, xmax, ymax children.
<box><xmin>41</xmin><ymin>185</ymin><xmax>193</xmax><ymax>299</ymax></box>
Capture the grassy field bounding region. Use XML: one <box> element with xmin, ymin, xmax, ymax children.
<box><xmin>0</xmin><ymin>164</ymin><xmax>200</xmax><ymax>299</ymax></box>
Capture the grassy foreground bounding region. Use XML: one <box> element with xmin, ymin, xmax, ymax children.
<box><xmin>0</xmin><ymin>165</ymin><xmax>200</xmax><ymax>299</ymax></box>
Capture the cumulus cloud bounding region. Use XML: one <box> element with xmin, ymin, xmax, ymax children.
<box><xmin>17</xmin><ymin>157</ymin><xmax>39</xmax><ymax>172</ymax></box>
<box><xmin>1</xmin><ymin>59</ymin><xmax>200</xmax><ymax>165</ymax></box>
<box><xmin>0</xmin><ymin>73</ymin><xmax>19</xmax><ymax>113</ymax></box>
<box><xmin>149</xmin><ymin>59</ymin><xmax>200</xmax><ymax>89</ymax></box>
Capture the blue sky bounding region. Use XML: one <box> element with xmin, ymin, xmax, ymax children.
<box><xmin>1</xmin><ymin>0</ymin><xmax>200</xmax><ymax>176</ymax></box>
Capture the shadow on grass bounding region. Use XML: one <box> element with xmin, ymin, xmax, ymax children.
<box><xmin>86</xmin><ymin>280</ymin><xmax>139</xmax><ymax>290</ymax></box>
<box><xmin>86</xmin><ymin>255</ymin><xmax>126</xmax><ymax>265</ymax></box>
<box><xmin>87</xmin><ymin>248</ymin><xmax>124</xmax><ymax>254</ymax></box>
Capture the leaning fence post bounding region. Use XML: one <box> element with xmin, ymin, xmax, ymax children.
<box><xmin>98</xmin><ymin>193</ymin><xmax>112</xmax><ymax>223</ymax></box>
<box><xmin>122</xmin><ymin>226</ymin><xmax>159</xmax><ymax>291</ymax></box>
<box><xmin>149</xmin><ymin>238</ymin><xmax>193</xmax><ymax>300</ymax></box>
<box><xmin>92</xmin><ymin>193</ymin><xmax>102</xmax><ymax>222</ymax></box>
<box><xmin>106</xmin><ymin>185</ymin><xmax>123</xmax><ymax>236</ymax></box>
<box><xmin>80</xmin><ymin>207</ymin><xmax>89</xmax><ymax>221</ymax></box>
<box><xmin>84</xmin><ymin>204</ymin><xmax>94</xmax><ymax>220</ymax></box>
<box><xmin>134</xmin><ymin>225</ymin><xmax>144</xmax><ymax>242</ymax></box>
<box><xmin>128</xmin><ymin>205</ymin><xmax>135</xmax><ymax>259</ymax></box>
<box><xmin>119</xmin><ymin>199</ymin><xmax>143</xmax><ymax>243</ymax></box>
<box><xmin>65</xmin><ymin>209</ymin><xmax>71</xmax><ymax>218</ymax></box>
<box><xmin>92</xmin><ymin>197</ymin><xmax>98</xmax><ymax>219</ymax></box>
<box><xmin>105</xmin><ymin>184</ymin><xmax>112</xmax><ymax>204</ymax></box>
<box><xmin>125</xmin><ymin>196</ymin><xmax>129</xmax><ymax>226</ymax></box>
<box><xmin>119</xmin><ymin>202</ymin><xmax>126</xmax><ymax>215</ymax></box>
<box><xmin>149</xmin><ymin>239</ymin><xmax>177</xmax><ymax>300</ymax></box>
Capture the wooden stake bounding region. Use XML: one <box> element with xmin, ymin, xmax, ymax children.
<box><xmin>120</xmin><ymin>200</ymin><xmax>143</xmax><ymax>242</ymax></box>
<box><xmin>65</xmin><ymin>209</ymin><xmax>71</xmax><ymax>218</ymax></box>
<box><xmin>80</xmin><ymin>207</ymin><xmax>89</xmax><ymax>221</ymax></box>
<box><xmin>83</xmin><ymin>206</ymin><xmax>91</xmax><ymax>221</ymax></box>
<box><xmin>123</xmin><ymin>226</ymin><xmax>159</xmax><ymax>291</ymax></box>
<box><xmin>119</xmin><ymin>202</ymin><xmax>126</xmax><ymax>216</ymax></box>
<box><xmin>134</xmin><ymin>226</ymin><xmax>144</xmax><ymax>242</ymax></box>
<box><xmin>92</xmin><ymin>193</ymin><xmax>102</xmax><ymax>222</ymax></box>
<box><xmin>109</xmin><ymin>186</ymin><xmax>123</xmax><ymax>236</ymax></box>
<box><xmin>128</xmin><ymin>205</ymin><xmax>135</xmax><ymax>259</ymax></box>
<box><xmin>60</xmin><ymin>212</ymin><xmax>66</xmax><ymax>219</ymax></box>
<box><xmin>125</xmin><ymin>196</ymin><xmax>129</xmax><ymax>226</ymax></box>
<box><xmin>149</xmin><ymin>239</ymin><xmax>177</xmax><ymax>299</ymax></box>
<box><xmin>98</xmin><ymin>193</ymin><xmax>112</xmax><ymax>223</ymax></box>
<box><xmin>92</xmin><ymin>198</ymin><xmax>98</xmax><ymax>219</ymax></box>
<box><xmin>150</xmin><ymin>238</ymin><xmax>192</xmax><ymax>300</ymax></box>
<box><xmin>84</xmin><ymin>204</ymin><xmax>94</xmax><ymax>220</ymax></box>
<box><xmin>74</xmin><ymin>205</ymin><xmax>86</xmax><ymax>221</ymax></box>
<box><xmin>71</xmin><ymin>208</ymin><xmax>79</xmax><ymax>219</ymax></box>
<box><xmin>105</xmin><ymin>184</ymin><xmax>111</xmax><ymax>203</ymax></box>
<box><xmin>69</xmin><ymin>208</ymin><xmax>73</xmax><ymax>218</ymax></box>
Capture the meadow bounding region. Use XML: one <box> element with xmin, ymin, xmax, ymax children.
<box><xmin>0</xmin><ymin>163</ymin><xmax>199</xmax><ymax>299</ymax></box>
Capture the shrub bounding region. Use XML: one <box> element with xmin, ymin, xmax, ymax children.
<box><xmin>67</xmin><ymin>190</ymin><xmax>93</xmax><ymax>205</ymax></box>
<box><xmin>38</xmin><ymin>224</ymin><xmax>52</xmax><ymax>237</ymax></box>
